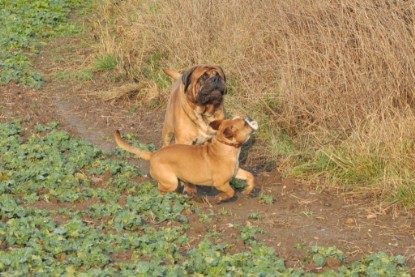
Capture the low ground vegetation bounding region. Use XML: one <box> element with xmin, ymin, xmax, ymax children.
<box><xmin>0</xmin><ymin>0</ymin><xmax>90</xmax><ymax>88</ymax></box>
<box><xmin>0</xmin><ymin>120</ymin><xmax>410</xmax><ymax>275</ymax></box>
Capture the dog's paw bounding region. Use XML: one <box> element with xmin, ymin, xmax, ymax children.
<box><xmin>213</xmin><ymin>193</ymin><xmax>237</xmax><ymax>204</ymax></box>
<box><xmin>241</xmin><ymin>188</ymin><xmax>254</xmax><ymax>195</ymax></box>
<box><xmin>213</xmin><ymin>196</ymin><xmax>224</xmax><ymax>204</ymax></box>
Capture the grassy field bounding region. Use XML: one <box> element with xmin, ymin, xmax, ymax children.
<box><xmin>0</xmin><ymin>1</ymin><xmax>413</xmax><ymax>275</ymax></box>
<box><xmin>0</xmin><ymin>0</ymin><xmax>91</xmax><ymax>88</ymax></box>
<box><xmin>0</xmin><ymin>120</ymin><xmax>410</xmax><ymax>275</ymax></box>
<box><xmin>91</xmin><ymin>0</ymin><xmax>415</xmax><ymax>209</ymax></box>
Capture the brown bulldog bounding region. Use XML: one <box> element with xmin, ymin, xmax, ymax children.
<box><xmin>162</xmin><ymin>65</ymin><xmax>227</xmax><ymax>147</ymax></box>
<box><xmin>115</xmin><ymin>117</ymin><xmax>258</xmax><ymax>203</ymax></box>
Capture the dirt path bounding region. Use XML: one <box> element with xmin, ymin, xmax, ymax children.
<box><xmin>2</xmin><ymin>34</ymin><xmax>414</xmax><ymax>272</ymax></box>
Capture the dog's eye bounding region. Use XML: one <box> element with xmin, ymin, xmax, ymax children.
<box><xmin>201</xmin><ymin>72</ymin><xmax>209</xmax><ymax>81</ymax></box>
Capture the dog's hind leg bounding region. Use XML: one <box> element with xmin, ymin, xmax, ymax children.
<box><xmin>157</xmin><ymin>181</ymin><xmax>179</xmax><ymax>195</ymax></box>
<box><xmin>154</xmin><ymin>173</ymin><xmax>180</xmax><ymax>195</ymax></box>
<box><xmin>214</xmin><ymin>183</ymin><xmax>235</xmax><ymax>203</ymax></box>
<box><xmin>235</xmin><ymin>168</ymin><xmax>255</xmax><ymax>195</ymax></box>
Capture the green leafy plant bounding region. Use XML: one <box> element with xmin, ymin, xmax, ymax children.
<box><xmin>230</xmin><ymin>178</ymin><xmax>247</xmax><ymax>190</ymax></box>
<box><xmin>239</xmin><ymin>224</ymin><xmax>265</xmax><ymax>246</ymax></box>
<box><xmin>248</xmin><ymin>212</ymin><xmax>262</xmax><ymax>220</ymax></box>
<box><xmin>309</xmin><ymin>245</ymin><xmax>346</xmax><ymax>267</ymax></box>
<box><xmin>338</xmin><ymin>252</ymin><xmax>409</xmax><ymax>276</ymax></box>
<box><xmin>0</xmin><ymin>120</ymin><xmax>410</xmax><ymax>275</ymax></box>
<box><xmin>199</xmin><ymin>211</ymin><xmax>215</xmax><ymax>223</ymax></box>
<box><xmin>259</xmin><ymin>193</ymin><xmax>275</xmax><ymax>204</ymax></box>
<box><xmin>0</xmin><ymin>0</ymin><xmax>90</xmax><ymax>88</ymax></box>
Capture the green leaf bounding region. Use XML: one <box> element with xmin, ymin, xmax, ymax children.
<box><xmin>313</xmin><ymin>253</ymin><xmax>327</xmax><ymax>267</ymax></box>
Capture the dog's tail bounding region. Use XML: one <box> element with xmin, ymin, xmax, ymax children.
<box><xmin>163</xmin><ymin>69</ymin><xmax>181</xmax><ymax>81</ymax></box>
<box><xmin>114</xmin><ymin>130</ymin><xmax>153</xmax><ymax>160</ymax></box>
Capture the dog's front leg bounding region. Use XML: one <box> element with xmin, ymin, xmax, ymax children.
<box><xmin>161</xmin><ymin>125</ymin><xmax>174</xmax><ymax>147</ymax></box>
<box><xmin>214</xmin><ymin>182</ymin><xmax>235</xmax><ymax>203</ymax></box>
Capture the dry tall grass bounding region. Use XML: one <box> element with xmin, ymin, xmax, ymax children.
<box><xmin>92</xmin><ymin>0</ymin><xmax>415</xmax><ymax>207</ymax></box>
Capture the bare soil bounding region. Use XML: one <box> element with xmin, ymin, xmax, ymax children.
<box><xmin>1</xmin><ymin>34</ymin><xmax>414</xmax><ymax>273</ymax></box>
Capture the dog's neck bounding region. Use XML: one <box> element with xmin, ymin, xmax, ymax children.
<box><xmin>208</xmin><ymin>137</ymin><xmax>242</xmax><ymax>162</ymax></box>
<box><xmin>181</xmin><ymin>93</ymin><xmax>220</xmax><ymax>119</ymax></box>
<box><xmin>215</xmin><ymin>137</ymin><xmax>242</xmax><ymax>148</ymax></box>
<box><xmin>180</xmin><ymin>95</ymin><xmax>201</xmax><ymax>121</ymax></box>
<box><xmin>200</xmin><ymin>103</ymin><xmax>221</xmax><ymax>116</ymax></box>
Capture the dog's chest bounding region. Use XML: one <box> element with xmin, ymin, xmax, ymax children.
<box><xmin>192</xmin><ymin>110</ymin><xmax>218</xmax><ymax>144</ymax></box>
<box><xmin>193</xmin><ymin>126</ymin><xmax>216</xmax><ymax>144</ymax></box>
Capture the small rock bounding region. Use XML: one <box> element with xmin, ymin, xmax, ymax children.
<box><xmin>345</xmin><ymin>218</ymin><xmax>355</xmax><ymax>224</ymax></box>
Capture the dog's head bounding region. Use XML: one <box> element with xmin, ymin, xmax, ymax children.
<box><xmin>210</xmin><ymin>116</ymin><xmax>258</xmax><ymax>147</ymax></box>
<box><xmin>181</xmin><ymin>65</ymin><xmax>227</xmax><ymax>106</ymax></box>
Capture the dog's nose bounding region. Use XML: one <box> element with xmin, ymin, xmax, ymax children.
<box><xmin>211</xmin><ymin>75</ymin><xmax>221</xmax><ymax>83</ymax></box>
<box><xmin>245</xmin><ymin>118</ymin><xmax>258</xmax><ymax>131</ymax></box>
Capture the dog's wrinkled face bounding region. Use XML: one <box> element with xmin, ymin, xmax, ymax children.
<box><xmin>210</xmin><ymin>117</ymin><xmax>258</xmax><ymax>146</ymax></box>
<box><xmin>182</xmin><ymin>65</ymin><xmax>227</xmax><ymax>106</ymax></box>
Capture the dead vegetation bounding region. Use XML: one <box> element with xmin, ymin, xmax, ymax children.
<box><xmin>90</xmin><ymin>0</ymin><xmax>415</xmax><ymax>208</ymax></box>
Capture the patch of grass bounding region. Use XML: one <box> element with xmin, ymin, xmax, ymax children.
<box><xmin>271</xmin><ymin>129</ymin><xmax>297</xmax><ymax>155</ymax></box>
<box><xmin>94</xmin><ymin>54</ymin><xmax>118</xmax><ymax>71</ymax></box>
<box><xmin>218</xmin><ymin>208</ymin><xmax>233</xmax><ymax>216</ymax></box>
<box><xmin>291</xmin><ymin>147</ymin><xmax>386</xmax><ymax>187</ymax></box>
<box><xmin>393</xmin><ymin>184</ymin><xmax>415</xmax><ymax>209</ymax></box>
<box><xmin>128</xmin><ymin>107</ymin><xmax>139</xmax><ymax>115</ymax></box>
<box><xmin>199</xmin><ymin>211</ymin><xmax>215</xmax><ymax>223</ymax></box>
<box><xmin>259</xmin><ymin>193</ymin><xmax>275</xmax><ymax>205</ymax></box>
<box><xmin>142</xmin><ymin>52</ymin><xmax>171</xmax><ymax>90</ymax></box>
<box><xmin>0</xmin><ymin>119</ymin><xmax>411</xmax><ymax>275</ymax></box>
<box><xmin>248</xmin><ymin>212</ymin><xmax>262</xmax><ymax>220</ymax></box>
<box><xmin>53</xmin><ymin>56</ymin><xmax>66</xmax><ymax>63</ymax></box>
<box><xmin>55</xmin><ymin>69</ymin><xmax>94</xmax><ymax>81</ymax></box>
<box><xmin>291</xmin><ymin>143</ymin><xmax>415</xmax><ymax>207</ymax></box>
<box><xmin>300</xmin><ymin>210</ymin><xmax>314</xmax><ymax>218</ymax></box>
<box><xmin>225</xmin><ymin>78</ymin><xmax>243</xmax><ymax>97</ymax></box>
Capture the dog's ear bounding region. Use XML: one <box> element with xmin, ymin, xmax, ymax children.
<box><xmin>209</xmin><ymin>120</ymin><xmax>223</xmax><ymax>130</ymax></box>
<box><xmin>223</xmin><ymin>126</ymin><xmax>235</xmax><ymax>139</ymax></box>
<box><xmin>217</xmin><ymin>66</ymin><xmax>227</xmax><ymax>94</ymax></box>
<box><xmin>217</xmin><ymin>66</ymin><xmax>226</xmax><ymax>82</ymax></box>
<box><xmin>181</xmin><ymin>66</ymin><xmax>197</xmax><ymax>93</ymax></box>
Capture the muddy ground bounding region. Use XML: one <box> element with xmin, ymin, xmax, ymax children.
<box><xmin>1</xmin><ymin>34</ymin><xmax>414</xmax><ymax>273</ymax></box>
